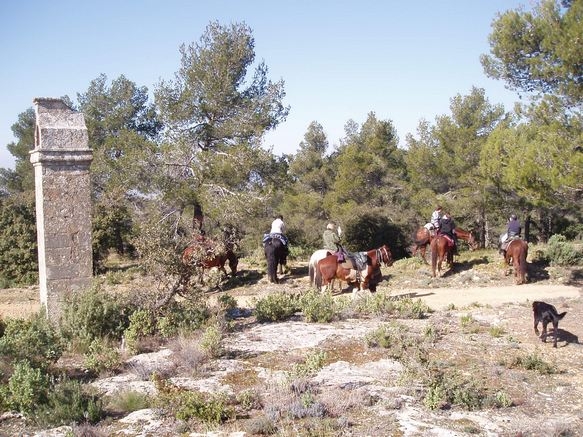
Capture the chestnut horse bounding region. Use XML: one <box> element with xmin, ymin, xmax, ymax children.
<box><xmin>182</xmin><ymin>237</ymin><xmax>238</xmax><ymax>283</ymax></box>
<box><xmin>504</xmin><ymin>238</ymin><xmax>528</xmax><ymax>285</ymax></box>
<box><xmin>413</xmin><ymin>226</ymin><xmax>478</xmax><ymax>263</ymax></box>
<box><xmin>430</xmin><ymin>234</ymin><xmax>455</xmax><ymax>277</ymax></box>
<box><xmin>411</xmin><ymin>226</ymin><xmax>432</xmax><ymax>262</ymax></box>
<box><xmin>455</xmin><ymin>228</ymin><xmax>479</xmax><ymax>250</ymax></box>
<box><xmin>314</xmin><ymin>245</ymin><xmax>393</xmax><ymax>293</ymax></box>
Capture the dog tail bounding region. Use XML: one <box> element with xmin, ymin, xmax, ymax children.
<box><xmin>558</xmin><ymin>311</ymin><xmax>567</xmax><ymax>320</ymax></box>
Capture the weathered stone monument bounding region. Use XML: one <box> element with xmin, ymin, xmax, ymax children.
<box><xmin>30</xmin><ymin>98</ymin><xmax>93</xmax><ymax>322</ymax></box>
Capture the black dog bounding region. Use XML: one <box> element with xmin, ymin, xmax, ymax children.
<box><xmin>532</xmin><ymin>301</ymin><xmax>567</xmax><ymax>348</ymax></box>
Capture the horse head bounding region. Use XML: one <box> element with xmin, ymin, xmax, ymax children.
<box><xmin>378</xmin><ymin>245</ymin><xmax>394</xmax><ymax>267</ymax></box>
<box><xmin>467</xmin><ymin>231</ymin><xmax>479</xmax><ymax>250</ymax></box>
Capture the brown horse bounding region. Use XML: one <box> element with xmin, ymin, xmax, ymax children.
<box><xmin>455</xmin><ymin>228</ymin><xmax>479</xmax><ymax>250</ymax></box>
<box><xmin>430</xmin><ymin>234</ymin><xmax>455</xmax><ymax>277</ymax></box>
<box><xmin>413</xmin><ymin>226</ymin><xmax>478</xmax><ymax>263</ymax></box>
<box><xmin>504</xmin><ymin>238</ymin><xmax>528</xmax><ymax>285</ymax></box>
<box><xmin>182</xmin><ymin>236</ymin><xmax>238</xmax><ymax>283</ymax></box>
<box><xmin>411</xmin><ymin>226</ymin><xmax>433</xmax><ymax>262</ymax></box>
<box><xmin>315</xmin><ymin>245</ymin><xmax>393</xmax><ymax>293</ymax></box>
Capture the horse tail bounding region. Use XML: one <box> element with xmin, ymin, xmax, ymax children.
<box><xmin>314</xmin><ymin>261</ymin><xmax>323</xmax><ymax>288</ymax></box>
<box><xmin>309</xmin><ymin>260</ymin><xmax>315</xmax><ymax>286</ymax></box>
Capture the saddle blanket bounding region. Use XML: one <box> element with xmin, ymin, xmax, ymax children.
<box><xmin>262</xmin><ymin>233</ymin><xmax>288</xmax><ymax>246</ymax></box>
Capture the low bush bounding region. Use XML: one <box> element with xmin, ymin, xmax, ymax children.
<box><xmin>34</xmin><ymin>377</ymin><xmax>103</xmax><ymax>427</ymax></box>
<box><xmin>298</xmin><ymin>290</ymin><xmax>339</xmax><ymax>323</ymax></box>
<box><xmin>59</xmin><ymin>285</ymin><xmax>133</xmax><ymax>351</ymax></box>
<box><xmin>253</xmin><ymin>292</ymin><xmax>299</xmax><ymax>322</ymax></box>
<box><xmin>0</xmin><ymin>313</ymin><xmax>63</xmax><ymax>369</ymax></box>
<box><xmin>124</xmin><ymin>309</ymin><xmax>157</xmax><ymax>354</ymax></box>
<box><xmin>153</xmin><ymin>374</ymin><xmax>233</xmax><ymax>424</ymax></box>
<box><xmin>83</xmin><ymin>338</ymin><xmax>122</xmax><ymax>375</ymax></box>
<box><xmin>157</xmin><ymin>299</ymin><xmax>210</xmax><ymax>338</ymax></box>
<box><xmin>6</xmin><ymin>360</ymin><xmax>49</xmax><ymax>415</ymax></box>
<box><xmin>544</xmin><ymin>234</ymin><xmax>583</xmax><ymax>266</ymax></box>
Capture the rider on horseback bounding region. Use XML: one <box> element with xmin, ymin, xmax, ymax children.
<box><xmin>499</xmin><ymin>214</ymin><xmax>521</xmax><ymax>255</ymax></box>
<box><xmin>425</xmin><ymin>205</ymin><xmax>442</xmax><ymax>236</ymax></box>
<box><xmin>438</xmin><ymin>212</ymin><xmax>458</xmax><ymax>255</ymax></box>
<box><xmin>323</xmin><ymin>222</ymin><xmax>345</xmax><ymax>262</ymax></box>
<box><xmin>264</xmin><ymin>214</ymin><xmax>289</xmax><ymax>273</ymax></box>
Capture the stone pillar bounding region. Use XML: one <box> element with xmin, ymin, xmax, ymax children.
<box><xmin>30</xmin><ymin>98</ymin><xmax>93</xmax><ymax>322</ymax></box>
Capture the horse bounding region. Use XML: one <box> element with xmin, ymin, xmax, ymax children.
<box><xmin>504</xmin><ymin>238</ymin><xmax>528</xmax><ymax>285</ymax></box>
<box><xmin>455</xmin><ymin>228</ymin><xmax>479</xmax><ymax>250</ymax></box>
<box><xmin>182</xmin><ymin>237</ymin><xmax>238</xmax><ymax>283</ymax></box>
<box><xmin>430</xmin><ymin>234</ymin><xmax>455</xmax><ymax>277</ymax></box>
<box><xmin>314</xmin><ymin>245</ymin><xmax>393</xmax><ymax>293</ymax></box>
<box><xmin>308</xmin><ymin>249</ymin><xmax>335</xmax><ymax>287</ymax></box>
<box><xmin>411</xmin><ymin>226</ymin><xmax>432</xmax><ymax>263</ymax></box>
<box><xmin>264</xmin><ymin>236</ymin><xmax>287</xmax><ymax>283</ymax></box>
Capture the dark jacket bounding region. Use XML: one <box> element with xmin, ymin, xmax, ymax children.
<box><xmin>507</xmin><ymin>219</ymin><xmax>521</xmax><ymax>237</ymax></box>
<box><xmin>439</xmin><ymin>216</ymin><xmax>455</xmax><ymax>238</ymax></box>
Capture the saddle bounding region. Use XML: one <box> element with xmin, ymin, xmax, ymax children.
<box><xmin>339</xmin><ymin>251</ymin><xmax>368</xmax><ymax>272</ymax></box>
<box><xmin>439</xmin><ymin>233</ymin><xmax>455</xmax><ymax>249</ymax></box>
<box><xmin>500</xmin><ymin>235</ymin><xmax>520</xmax><ymax>252</ymax></box>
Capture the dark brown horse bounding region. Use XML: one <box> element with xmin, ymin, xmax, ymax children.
<box><xmin>430</xmin><ymin>234</ymin><xmax>455</xmax><ymax>277</ymax></box>
<box><xmin>264</xmin><ymin>236</ymin><xmax>286</xmax><ymax>283</ymax></box>
<box><xmin>504</xmin><ymin>238</ymin><xmax>528</xmax><ymax>285</ymax></box>
<box><xmin>182</xmin><ymin>236</ymin><xmax>238</xmax><ymax>283</ymax></box>
<box><xmin>315</xmin><ymin>245</ymin><xmax>393</xmax><ymax>293</ymax></box>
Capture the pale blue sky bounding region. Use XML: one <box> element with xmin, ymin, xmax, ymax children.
<box><xmin>0</xmin><ymin>0</ymin><xmax>532</xmax><ymax>169</ymax></box>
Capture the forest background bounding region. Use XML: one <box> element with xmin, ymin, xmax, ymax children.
<box><xmin>0</xmin><ymin>0</ymin><xmax>582</xmax><ymax>287</ymax></box>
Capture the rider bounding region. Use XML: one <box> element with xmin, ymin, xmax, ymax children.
<box><xmin>429</xmin><ymin>205</ymin><xmax>443</xmax><ymax>234</ymax></box>
<box><xmin>265</xmin><ymin>214</ymin><xmax>289</xmax><ymax>272</ymax></box>
<box><xmin>438</xmin><ymin>212</ymin><xmax>458</xmax><ymax>255</ymax></box>
<box><xmin>499</xmin><ymin>214</ymin><xmax>521</xmax><ymax>254</ymax></box>
<box><xmin>323</xmin><ymin>222</ymin><xmax>345</xmax><ymax>261</ymax></box>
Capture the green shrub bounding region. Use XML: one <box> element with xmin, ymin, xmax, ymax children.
<box><xmin>366</xmin><ymin>322</ymin><xmax>425</xmax><ymax>361</ymax></box>
<box><xmin>107</xmin><ymin>390</ymin><xmax>151</xmax><ymax>413</ymax></box>
<box><xmin>83</xmin><ymin>338</ymin><xmax>122</xmax><ymax>375</ymax></box>
<box><xmin>348</xmin><ymin>292</ymin><xmax>431</xmax><ymax>319</ymax></box>
<box><xmin>423</xmin><ymin>370</ymin><xmax>488</xmax><ymax>411</ymax></box>
<box><xmin>34</xmin><ymin>377</ymin><xmax>103</xmax><ymax>426</ymax></box>
<box><xmin>254</xmin><ymin>293</ymin><xmax>299</xmax><ymax>322</ymax></box>
<box><xmin>299</xmin><ymin>290</ymin><xmax>338</xmax><ymax>323</ymax></box>
<box><xmin>289</xmin><ymin>350</ymin><xmax>327</xmax><ymax>378</ymax></box>
<box><xmin>7</xmin><ymin>360</ymin><xmax>49</xmax><ymax>415</ymax></box>
<box><xmin>124</xmin><ymin>309</ymin><xmax>157</xmax><ymax>354</ymax></box>
<box><xmin>199</xmin><ymin>321</ymin><xmax>223</xmax><ymax>359</ymax></box>
<box><xmin>59</xmin><ymin>285</ymin><xmax>132</xmax><ymax>350</ymax></box>
<box><xmin>502</xmin><ymin>352</ymin><xmax>558</xmax><ymax>375</ymax></box>
<box><xmin>153</xmin><ymin>374</ymin><xmax>233</xmax><ymax>424</ymax></box>
<box><xmin>157</xmin><ymin>300</ymin><xmax>210</xmax><ymax>338</ymax></box>
<box><xmin>0</xmin><ymin>195</ymin><xmax>38</xmax><ymax>287</ymax></box>
<box><xmin>545</xmin><ymin>234</ymin><xmax>583</xmax><ymax>266</ymax></box>
<box><xmin>0</xmin><ymin>313</ymin><xmax>63</xmax><ymax>369</ymax></box>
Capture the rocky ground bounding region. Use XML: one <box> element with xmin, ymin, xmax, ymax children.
<box><xmin>1</xmin><ymin>248</ymin><xmax>582</xmax><ymax>436</ymax></box>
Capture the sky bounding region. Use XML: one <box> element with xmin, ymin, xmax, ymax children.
<box><xmin>0</xmin><ymin>0</ymin><xmax>533</xmax><ymax>170</ymax></box>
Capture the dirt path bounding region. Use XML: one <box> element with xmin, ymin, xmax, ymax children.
<box><xmin>390</xmin><ymin>283</ymin><xmax>582</xmax><ymax>310</ymax></box>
